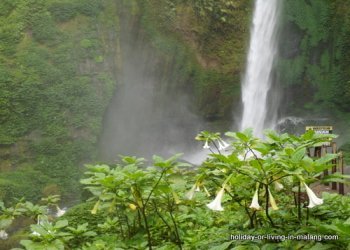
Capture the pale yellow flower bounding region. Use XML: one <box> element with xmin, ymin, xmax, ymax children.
<box><xmin>91</xmin><ymin>200</ymin><xmax>100</xmax><ymax>214</ymax></box>
<box><xmin>129</xmin><ymin>203</ymin><xmax>137</xmax><ymax>210</ymax></box>
<box><xmin>268</xmin><ymin>189</ymin><xmax>279</xmax><ymax>210</ymax></box>
<box><xmin>274</xmin><ymin>181</ymin><xmax>284</xmax><ymax>191</ymax></box>
<box><xmin>185</xmin><ymin>184</ymin><xmax>197</xmax><ymax>200</ymax></box>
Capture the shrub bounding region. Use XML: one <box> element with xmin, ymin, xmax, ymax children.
<box><xmin>49</xmin><ymin>2</ymin><xmax>77</xmax><ymax>22</ymax></box>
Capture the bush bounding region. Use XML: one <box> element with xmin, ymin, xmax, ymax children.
<box><xmin>49</xmin><ymin>2</ymin><xmax>77</xmax><ymax>22</ymax></box>
<box><xmin>0</xmin><ymin>168</ymin><xmax>53</xmax><ymax>204</ymax></box>
<box><xmin>75</xmin><ymin>0</ymin><xmax>103</xmax><ymax>17</ymax></box>
<box><xmin>31</xmin><ymin>12</ymin><xmax>59</xmax><ymax>43</ymax></box>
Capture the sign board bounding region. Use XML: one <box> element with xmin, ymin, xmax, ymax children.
<box><xmin>305</xmin><ymin>126</ymin><xmax>333</xmax><ymax>146</ymax></box>
<box><xmin>305</xmin><ymin>126</ymin><xmax>333</xmax><ymax>134</ymax></box>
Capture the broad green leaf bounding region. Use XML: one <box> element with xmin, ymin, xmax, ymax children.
<box><xmin>233</xmin><ymin>245</ymin><xmax>260</xmax><ymax>250</ymax></box>
<box><xmin>55</xmin><ymin>219</ymin><xmax>68</xmax><ymax>229</ymax></box>
<box><xmin>321</xmin><ymin>173</ymin><xmax>350</xmax><ymax>184</ymax></box>
<box><xmin>308</xmin><ymin>243</ymin><xmax>336</xmax><ymax>250</ymax></box>
<box><xmin>315</xmin><ymin>154</ymin><xmax>338</xmax><ymax>165</ymax></box>
<box><xmin>30</xmin><ymin>224</ymin><xmax>48</xmax><ymax>236</ymax></box>
<box><xmin>301</xmin><ymin>155</ymin><xmax>314</xmax><ymax>172</ymax></box>
<box><xmin>235</xmin><ymin>132</ymin><xmax>249</xmax><ymax>142</ymax></box>
<box><xmin>253</xmin><ymin>142</ymin><xmax>270</xmax><ymax>155</ymax></box>
<box><xmin>0</xmin><ymin>218</ymin><xmax>13</xmax><ymax>229</ymax></box>
<box><xmin>209</xmin><ymin>241</ymin><xmax>232</xmax><ymax>250</ymax></box>
<box><xmin>284</xmin><ymin>147</ymin><xmax>295</xmax><ymax>155</ymax></box>
<box><xmin>291</xmin><ymin>147</ymin><xmax>306</xmax><ymax>163</ymax></box>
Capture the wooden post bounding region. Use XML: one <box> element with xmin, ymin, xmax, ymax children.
<box><xmin>321</xmin><ymin>146</ymin><xmax>329</xmax><ymax>186</ymax></box>
<box><xmin>331</xmin><ymin>142</ymin><xmax>337</xmax><ymax>190</ymax></box>
<box><xmin>339</xmin><ymin>152</ymin><xmax>345</xmax><ymax>195</ymax></box>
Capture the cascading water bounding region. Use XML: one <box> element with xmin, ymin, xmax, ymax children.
<box><xmin>240</xmin><ymin>0</ymin><xmax>280</xmax><ymax>137</ymax></box>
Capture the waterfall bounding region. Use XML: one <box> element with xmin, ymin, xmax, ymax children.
<box><xmin>240</xmin><ymin>0</ymin><xmax>280</xmax><ymax>137</ymax></box>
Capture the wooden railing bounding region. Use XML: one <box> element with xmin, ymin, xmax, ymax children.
<box><xmin>307</xmin><ymin>142</ymin><xmax>345</xmax><ymax>195</ymax></box>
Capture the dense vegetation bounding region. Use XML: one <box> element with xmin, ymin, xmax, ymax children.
<box><xmin>1</xmin><ymin>130</ymin><xmax>349</xmax><ymax>249</ymax></box>
<box><xmin>279</xmin><ymin>0</ymin><xmax>350</xmax><ymax>159</ymax></box>
<box><xmin>0</xmin><ymin>0</ymin><xmax>119</xmax><ymax>202</ymax></box>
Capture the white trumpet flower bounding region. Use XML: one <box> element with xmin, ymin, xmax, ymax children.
<box><xmin>303</xmin><ymin>182</ymin><xmax>323</xmax><ymax>208</ymax></box>
<box><xmin>203</xmin><ymin>140</ymin><xmax>210</xmax><ymax>149</ymax></box>
<box><xmin>218</xmin><ymin>141</ymin><xmax>225</xmax><ymax>151</ymax></box>
<box><xmin>274</xmin><ymin>181</ymin><xmax>284</xmax><ymax>191</ymax></box>
<box><xmin>31</xmin><ymin>231</ymin><xmax>41</xmax><ymax>236</ymax></box>
<box><xmin>56</xmin><ymin>207</ymin><xmax>66</xmax><ymax>217</ymax></box>
<box><xmin>206</xmin><ymin>187</ymin><xmax>225</xmax><ymax>211</ymax></box>
<box><xmin>185</xmin><ymin>184</ymin><xmax>197</xmax><ymax>200</ymax></box>
<box><xmin>268</xmin><ymin>189</ymin><xmax>279</xmax><ymax>210</ymax></box>
<box><xmin>186</xmin><ymin>182</ymin><xmax>209</xmax><ymax>200</ymax></box>
<box><xmin>249</xmin><ymin>189</ymin><xmax>261</xmax><ymax>210</ymax></box>
<box><xmin>0</xmin><ymin>230</ymin><xmax>8</xmax><ymax>240</ymax></box>
<box><xmin>219</xmin><ymin>139</ymin><xmax>230</xmax><ymax>148</ymax></box>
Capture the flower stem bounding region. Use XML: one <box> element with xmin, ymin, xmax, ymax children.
<box><xmin>265</xmin><ymin>184</ymin><xmax>274</xmax><ymax>227</ymax></box>
<box><xmin>212</xmin><ymin>140</ymin><xmax>221</xmax><ymax>154</ymax></box>
<box><xmin>168</xmin><ymin>198</ymin><xmax>182</xmax><ymax>250</ymax></box>
<box><xmin>298</xmin><ymin>182</ymin><xmax>302</xmax><ymax>223</ymax></box>
<box><xmin>144</xmin><ymin>169</ymin><xmax>166</xmax><ymax>207</ymax></box>
<box><xmin>140</xmin><ymin>206</ymin><xmax>152</xmax><ymax>250</ymax></box>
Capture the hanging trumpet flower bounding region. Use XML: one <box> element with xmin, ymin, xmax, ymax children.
<box><xmin>0</xmin><ymin>230</ymin><xmax>8</xmax><ymax>240</ymax></box>
<box><xmin>186</xmin><ymin>181</ymin><xmax>210</xmax><ymax>200</ymax></box>
<box><xmin>218</xmin><ymin>140</ymin><xmax>225</xmax><ymax>151</ymax></box>
<box><xmin>56</xmin><ymin>207</ymin><xmax>66</xmax><ymax>217</ymax></box>
<box><xmin>249</xmin><ymin>188</ymin><xmax>261</xmax><ymax>210</ymax></box>
<box><xmin>303</xmin><ymin>182</ymin><xmax>323</xmax><ymax>208</ymax></box>
<box><xmin>129</xmin><ymin>203</ymin><xmax>137</xmax><ymax>210</ymax></box>
<box><xmin>195</xmin><ymin>131</ymin><xmax>230</xmax><ymax>152</ymax></box>
<box><xmin>185</xmin><ymin>181</ymin><xmax>201</xmax><ymax>200</ymax></box>
<box><xmin>206</xmin><ymin>187</ymin><xmax>225</xmax><ymax>211</ymax></box>
<box><xmin>91</xmin><ymin>200</ymin><xmax>100</xmax><ymax>214</ymax></box>
<box><xmin>268</xmin><ymin>189</ymin><xmax>279</xmax><ymax>210</ymax></box>
<box><xmin>218</xmin><ymin>139</ymin><xmax>230</xmax><ymax>150</ymax></box>
<box><xmin>203</xmin><ymin>140</ymin><xmax>210</xmax><ymax>149</ymax></box>
<box><xmin>274</xmin><ymin>181</ymin><xmax>284</xmax><ymax>191</ymax></box>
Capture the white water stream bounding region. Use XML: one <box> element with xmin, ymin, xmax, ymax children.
<box><xmin>240</xmin><ymin>0</ymin><xmax>280</xmax><ymax>137</ymax></box>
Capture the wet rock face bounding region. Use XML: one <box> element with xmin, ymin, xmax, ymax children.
<box><xmin>279</xmin><ymin>22</ymin><xmax>303</xmax><ymax>59</ymax></box>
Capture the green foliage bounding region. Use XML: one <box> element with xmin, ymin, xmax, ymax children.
<box><xmin>74</xmin><ymin>0</ymin><xmax>103</xmax><ymax>17</ymax></box>
<box><xmin>3</xmin><ymin>130</ymin><xmax>350</xmax><ymax>249</ymax></box>
<box><xmin>31</xmin><ymin>11</ymin><xmax>59</xmax><ymax>43</ymax></box>
<box><xmin>191</xmin><ymin>0</ymin><xmax>250</xmax><ymax>29</ymax></box>
<box><xmin>80</xmin><ymin>154</ymin><xmax>190</xmax><ymax>248</ymax></box>
<box><xmin>0</xmin><ymin>168</ymin><xmax>54</xmax><ymax>203</ymax></box>
<box><xmin>280</xmin><ymin>0</ymin><xmax>350</xmax><ymax>116</ymax></box>
<box><xmin>49</xmin><ymin>2</ymin><xmax>77</xmax><ymax>22</ymax></box>
<box><xmin>0</xmin><ymin>0</ymin><xmax>118</xmax><ymax>202</ymax></box>
<box><xmin>286</xmin><ymin>0</ymin><xmax>330</xmax><ymax>46</ymax></box>
<box><xmin>60</xmin><ymin>202</ymin><xmax>105</xmax><ymax>230</ymax></box>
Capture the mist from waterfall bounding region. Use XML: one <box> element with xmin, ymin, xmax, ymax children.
<box><xmin>240</xmin><ymin>0</ymin><xmax>280</xmax><ymax>137</ymax></box>
<box><xmin>98</xmin><ymin>12</ymin><xmax>203</xmax><ymax>162</ymax></box>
